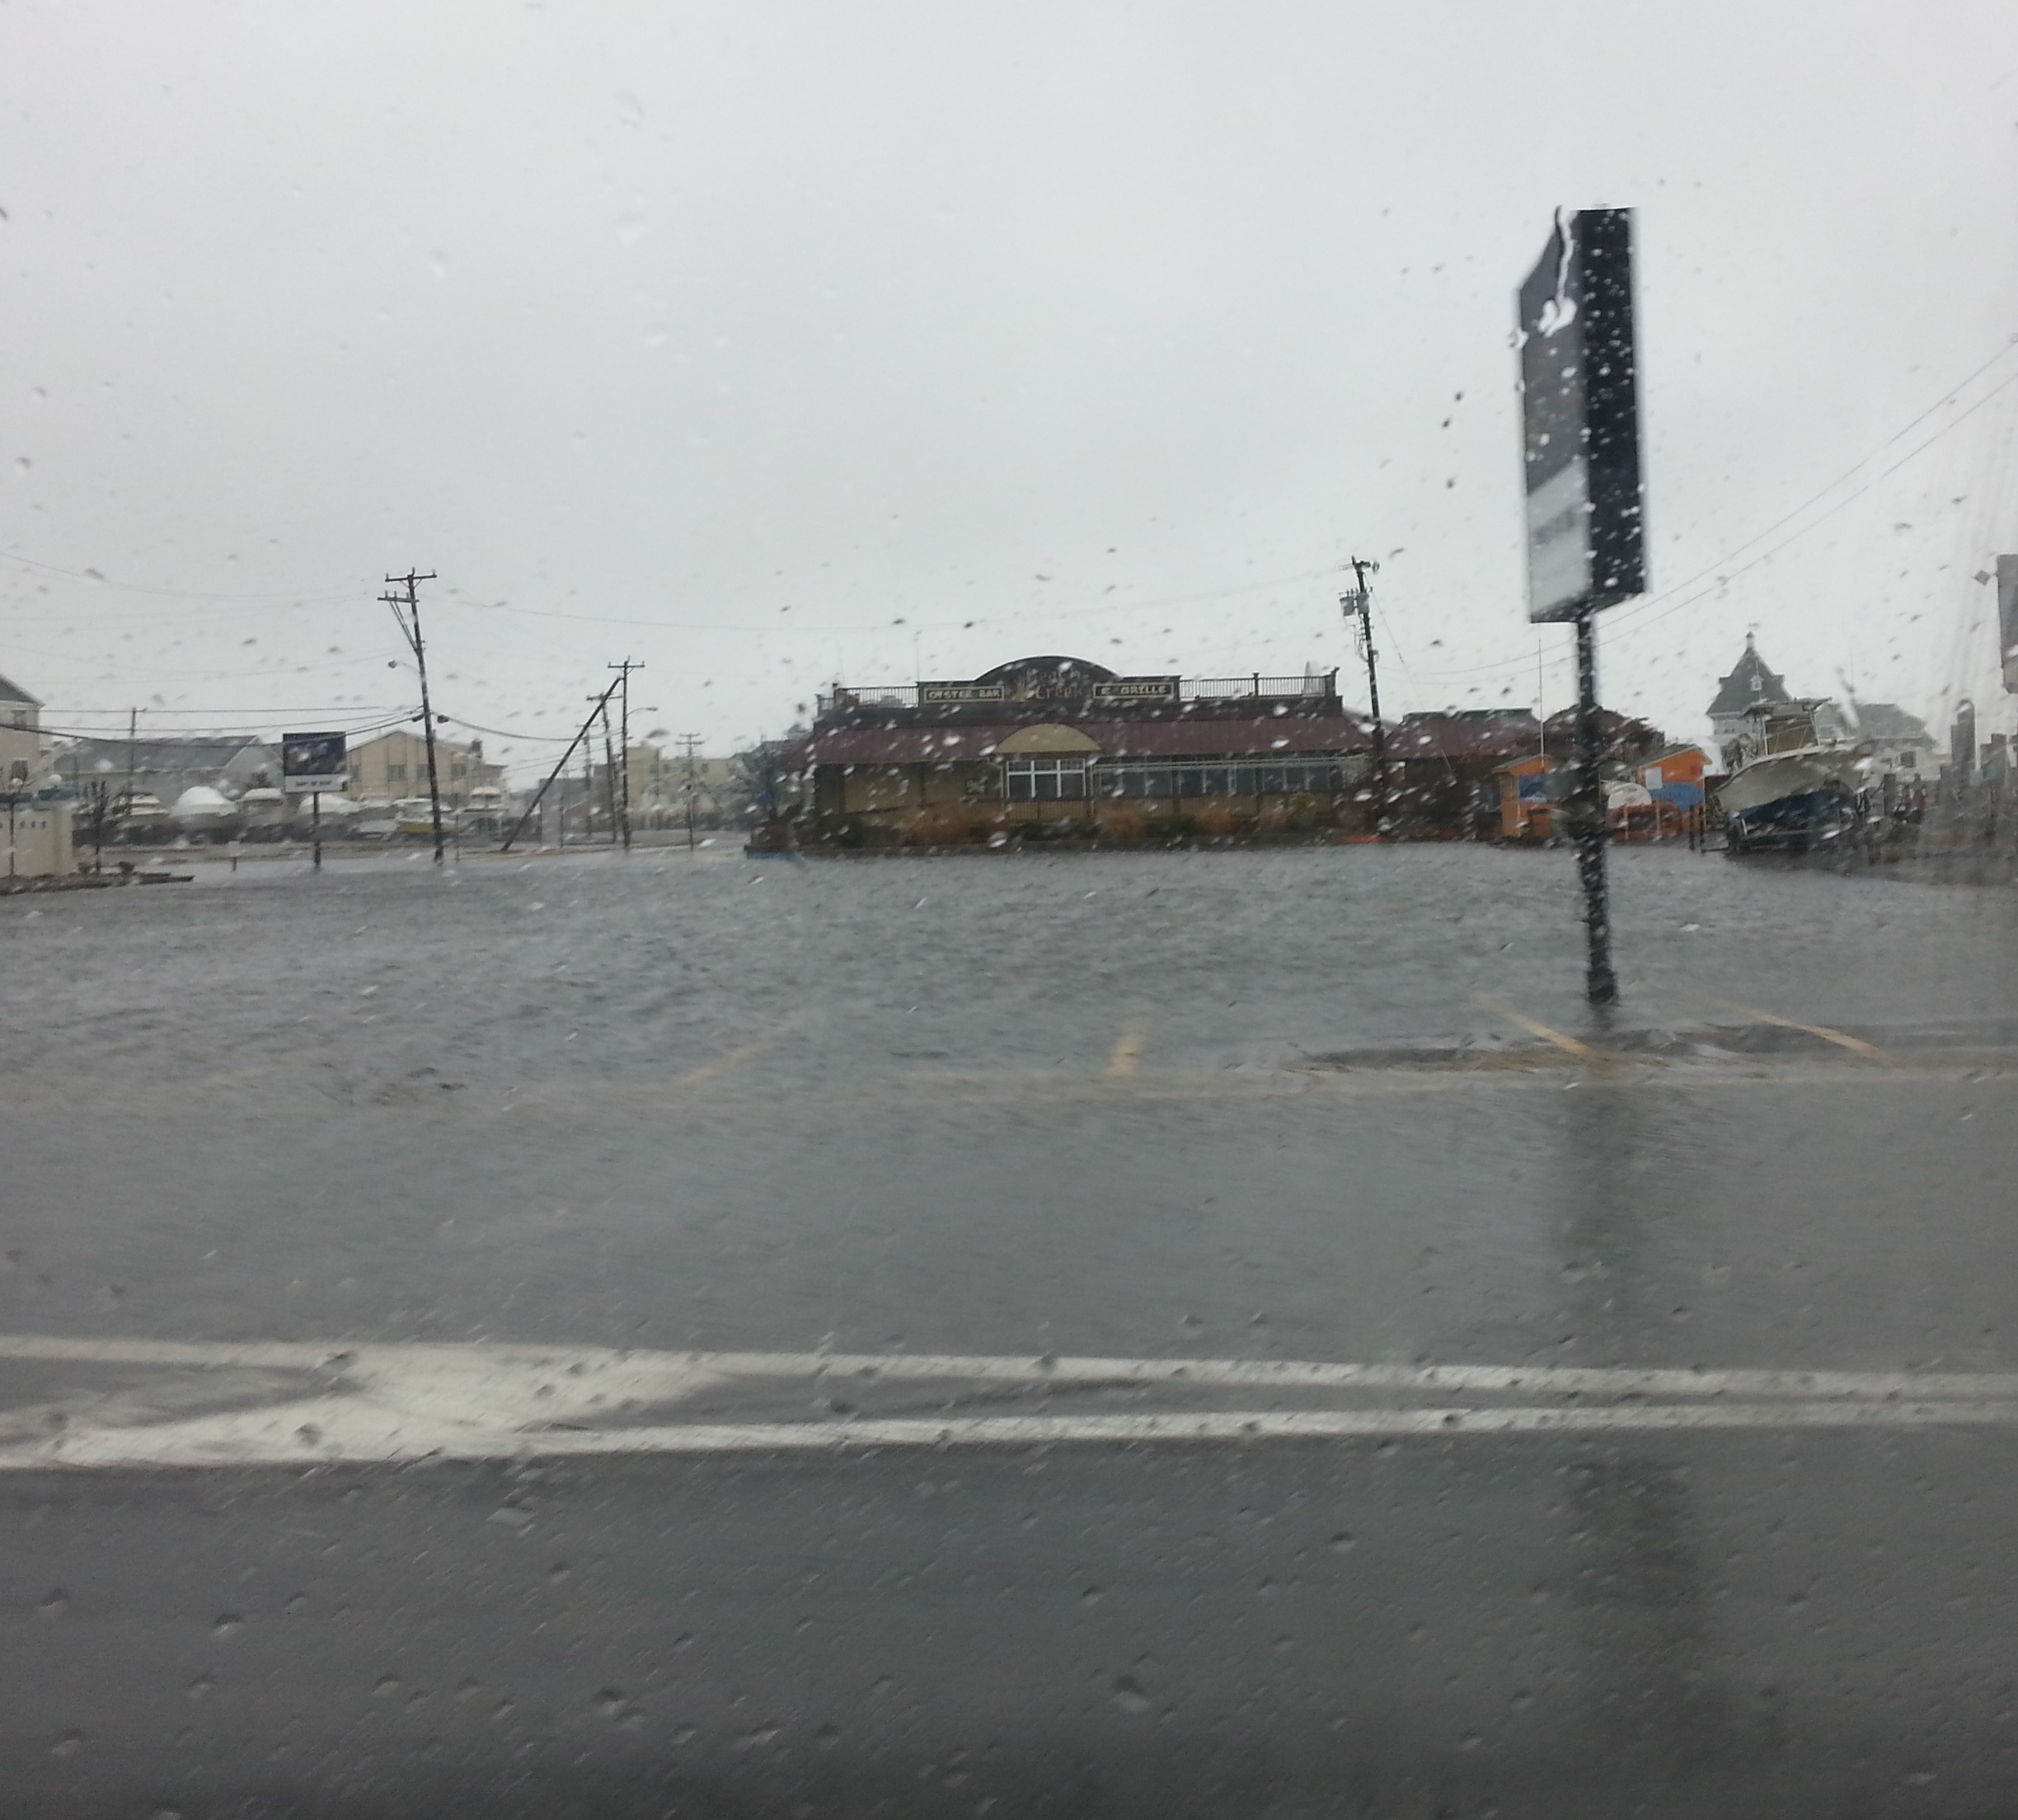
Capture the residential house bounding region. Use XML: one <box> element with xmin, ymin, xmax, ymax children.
<box><xmin>1</xmin><ymin>673</ymin><xmax>74</xmax><ymax>876</ymax></box>
<box><xmin>1708</xmin><ymin>636</ymin><xmax>1793</xmax><ymax>769</ymax></box>
<box><xmin>0</xmin><ymin>672</ymin><xmax>45</xmax><ymax>786</ymax></box>
<box><xmin>1384</xmin><ymin>710</ymin><xmax>1546</xmax><ymax>838</ymax></box>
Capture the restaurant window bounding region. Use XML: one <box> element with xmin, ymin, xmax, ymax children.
<box><xmin>1004</xmin><ymin>758</ymin><xmax>1086</xmax><ymax>800</ymax></box>
<box><xmin>1098</xmin><ymin>759</ymin><xmax>1338</xmax><ymax>797</ymax></box>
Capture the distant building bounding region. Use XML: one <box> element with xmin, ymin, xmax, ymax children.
<box><xmin>0</xmin><ymin>672</ymin><xmax>71</xmax><ymax>876</ymax></box>
<box><xmin>1707</xmin><ymin>636</ymin><xmax>1791</xmax><ymax>768</ymax></box>
<box><xmin>1706</xmin><ymin>636</ymin><xmax>1936</xmax><ymax>776</ymax></box>
<box><xmin>1385</xmin><ymin>710</ymin><xmax>1546</xmax><ymax>838</ymax></box>
<box><xmin>345</xmin><ymin>729</ymin><xmax>504</xmax><ymax>806</ymax></box>
<box><xmin>54</xmin><ymin>733</ymin><xmax>277</xmax><ymax>804</ymax></box>
<box><xmin>795</xmin><ymin>654</ymin><xmax>1368</xmax><ymax>844</ymax></box>
<box><xmin>1818</xmin><ymin>700</ymin><xmax>1936</xmax><ymax>777</ymax></box>
<box><xmin>598</xmin><ymin>745</ymin><xmax>736</xmax><ymax>828</ymax></box>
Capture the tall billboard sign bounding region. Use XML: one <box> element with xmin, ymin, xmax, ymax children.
<box><xmin>1519</xmin><ymin>209</ymin><xmax>1645</xmax><ymax>622</ymax></box>
<box><xmin>281</xmin><ymin>731</ymin><xmax>349</xmax><ymax>794</ymax></box>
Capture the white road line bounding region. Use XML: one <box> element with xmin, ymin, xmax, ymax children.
<box><xmin>4</xmin><ymin>1335</ymin><xmax>2016</xmax><ymax>1403</ymax></box>
<box><xmin>9</xmin><ymin>1400</ymin><xmax>2018</xmax><ymax>1471</ymax></box>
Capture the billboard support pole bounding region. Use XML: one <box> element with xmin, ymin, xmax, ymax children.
<box><xmin>1574</xmin><ymin>610</ymin><xmax>1616</xmax><ymax>1005</ymax></box>
<box><xmin>312</xmin><ymin>790</ymin><xmax>322</xmax><ymax>872</ymax></box>
<box><xmin>1518</xmin><ymin>207</ymin><xmax>1643</xmax><ymax>1009</ymax></box>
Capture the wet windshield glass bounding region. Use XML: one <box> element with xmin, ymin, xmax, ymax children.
<box><xmin>3</xmin><ymin>6</ymin><xmax>2017</xmax><ymax>1817</ymax></box>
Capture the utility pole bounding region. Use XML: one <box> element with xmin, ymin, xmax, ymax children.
<box><xmin>598</xmin><ymin>696</ymin><xmax>621</xmax><ymax>845</ymax></box>
<box><xmin>608</xmin><ymin>659</ymin><xmax>643</xmax><ymax>851</ymax></box>
<box><xmin>1341</xmin><ymin>557</ymin><xmax>1389</xmax><ymax>837</ymax></box>
<box><xmin>124</xmin><ymin>706</ymin><xmax>138</xmax><ymax>844</ymax></box>
<box><xmin>382</xmin><ymin>570</ymin><xmax>446</xmax><ymax>864</ymax></box>
<box><xmin>499</xmin><ymin>678</ymin><xmax>623</xmax><ymax>854</ymax></box>
<box><xmin>678</xmin><ymin>733</ymin><xmax>702</xmax><ymax>851</ymax></box>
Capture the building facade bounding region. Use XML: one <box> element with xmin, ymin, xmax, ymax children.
<box><xmin>1708</xmin><ymin>637</ymin><xmax>1793</xmax><ymax>769</ymax></box>
<box><xmin>55</xmin><ymin>734</ymin><xmax>279</xmax><ymax>806</ymax></box>
<box><xmin>345</xmin><ymin>729</ymin><xmax>504</xmax><ymax>805</ymax></box>
<box><xmin>0</xmin><ymin>672</ymin><xmax>42</xmax><ymax>785</ymax></box>
<box><xmin>796</xmin><ymin>654</ymin><xmax>1370</xmax><ymax>844</ymax></box>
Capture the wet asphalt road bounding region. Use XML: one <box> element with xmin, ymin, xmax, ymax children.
<box><xmin>2</xmin><ymin>842</ymin><xmax>2016</xmax><ymax>1817</ymax></box>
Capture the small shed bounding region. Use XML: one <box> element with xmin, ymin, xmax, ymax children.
<box><xmin>1493</xmin><ymin>753</ymin><xmax>1556</xmax><ymax>842</ymax></box>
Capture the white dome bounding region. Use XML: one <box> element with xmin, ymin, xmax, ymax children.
<box><xmin>172</xmin><ymin>785</ymin><xmax>236</xmax><ymax>815</ymax></box>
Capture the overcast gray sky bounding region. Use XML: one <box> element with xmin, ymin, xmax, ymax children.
<box><xmin>4</xmin><ymin>0</ymin><xmax>2016</xmax><ymax>776</ymax></box>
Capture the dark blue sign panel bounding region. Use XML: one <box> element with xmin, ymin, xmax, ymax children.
<box><xmin>1518</xmin><ymin>209</ymin><xmax>1646</xmax><ymax>622</ymax></box>
<box><xmin>282</xmin><ymin>730</ymin><xmax>349</xmax><ymax>792</ymax></box>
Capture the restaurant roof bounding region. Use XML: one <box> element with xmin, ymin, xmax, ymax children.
<box><xmin>800</xmin><ymin>711</ymin><xmax>1370</xmax><ymax>767</ymax></box>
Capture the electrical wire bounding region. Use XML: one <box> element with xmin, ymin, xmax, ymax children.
<box><xmin>0</xmin><ymin>550</ymin><xmax>365</xmax><ymax>603</ymax></box>
<box><xmin>1383</xmin><ymin>336</ymin><xmax>2018</xmax><ymax>682</ymax></box>
<box><xmin>439</xmin><ymin>715</ymin><xmax>578</xmax><ymax>743</ymax></box>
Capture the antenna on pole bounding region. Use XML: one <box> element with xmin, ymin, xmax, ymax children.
<box><xmin>1341</xmin><ymin>556</ymin><xmax>1389</xmax><ymax>839</ymax></box>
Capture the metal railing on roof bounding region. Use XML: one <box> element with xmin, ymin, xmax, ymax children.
<box><xmin>819</xmin><ymin>672</ymin><xmax>1337</xmax><ymax>715</ymax></box>
<box><xmin>1180</xmin><ymin>674</ymin><xmax>1335</xmax><ymax>701</ymax></box>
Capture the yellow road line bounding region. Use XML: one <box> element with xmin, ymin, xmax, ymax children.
<box><xmin>674</xmin><ymin>1028</ymin><xmax>792</xmax><ymax>1088</ymax></box>
<box><xmin>1104</xmin><ymin>1020</ymin><xmax>1149</xmax><ymax>1079</ymax></box>
<box><xmin>1687</xmin><ymin>992</ymin><xmax>1889</xmax><ymax>1062</ymax></box>
<box><xmin>1473</xmin><ymin>995</ymin><xmax>1609</xmax><ymax>1062</ymax></box>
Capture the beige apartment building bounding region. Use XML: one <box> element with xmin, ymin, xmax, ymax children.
<box><xmin>0</xmin><ymin>671</ymin><xmax>44</xmax><ymax>786</ymax></box>
<box><xmin>345</xmin><ymin>729</ymin><xmax>504</xmax><ymax>805</ymax></box>
<box><xmin>0</xmin><ymin>670</ymin><xmax>72</xmax><ymax>878</ymax></box>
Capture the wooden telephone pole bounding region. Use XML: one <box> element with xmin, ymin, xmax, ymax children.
<box><xmin>381</xmin><ymin>570</ymin><xmax>446</xmax><ymax>864</ymax></box>
<box><xmin>1342</xmin><ymin>557</ymin><xmax>1388</xmax><ymax>837</ymax></box>
<box><xmin>608</xmin><ymin>659</ymin><xmax>643</xmax><ymax>851</ymax></box>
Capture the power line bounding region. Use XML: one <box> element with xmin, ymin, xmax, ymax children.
<box><xmin>439</xmin><ymin>715</ymin><xmax>577</xmax><ymax>743</ymax></box>
<box><xmin>0</xmin><ymin>550</ymin><xmax>365</xmax><ymax>602</ymax></box>
<box><xmin>1373</xmin><ymin>333</ymin><xmax>2018</xmax><ymax>684</ymax></box>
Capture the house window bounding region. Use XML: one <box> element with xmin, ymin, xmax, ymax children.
<box><xmin>451</xmin><ymin>763</ymin><xmax>467</xmax><ymax>780</ymax></box>
<box><xmin>1096</xmin><ymin>759</ymin><xmax>1337</xmax><ymax>798</ymax></box>
<box><xmin>1898</xmin><ymin>751</ymin><xmax>1916</xmax><ymax>768</ymax></box>
<box><xmin>386</xmin><ymin>763</ymin><xmax>407</xmax><ymax>781</ymax></box>
<box><xmin>1004</xmin><ymin>758</ymin><xmax>1086</xmax><ymax>800</ymax></box>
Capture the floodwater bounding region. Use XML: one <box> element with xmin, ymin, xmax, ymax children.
<box><xmin>2</xmin><ymin>842</ymin><xmax>2016</xmax><ymax>1818</ymax></box>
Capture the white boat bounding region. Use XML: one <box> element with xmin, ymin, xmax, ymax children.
<box><xmin>1719</xmin><ymin>746</ymin><xmax>1863</xmax><ymax>853</ymax></box>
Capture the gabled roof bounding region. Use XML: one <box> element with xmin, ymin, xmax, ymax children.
<box><xmin>1843</xmin><ymin>701</ymin><xmax>1932</xmax><ymax>743</ymax></box>
<box><xmin>59</xmin><ymin>735</ymin><xmax>272</xmax><ymax>773</ymax></box>
<box><xmin>0</xmin><ymin>672</ymin><xmax>39</xmax><ymax>706</ymax></box>
<box><xmin>1387</xmin><ymin>711</ymin><xmax>1545</xmax><ymax>762</ymax></box>
<box><xmin>1707</xmin><ymin>638</ymin><xmax>1790</xmax><ymax>718</ymax></box>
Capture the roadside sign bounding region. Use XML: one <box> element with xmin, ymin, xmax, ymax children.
<box><xmin>1518</xmin><ymin>209</ymin><xmax>1646</xmax><ymax>622</ymax></box>
<box><xmin>282</xmin><ymin>730</ymin><xmax>349</xmax><ymax>793</ymax></box>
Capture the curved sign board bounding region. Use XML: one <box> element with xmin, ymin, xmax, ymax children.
<box><xmin>1518</xmin><ymin>209</ymin><xmax>1646</xmax><ymax>622</ymax></box>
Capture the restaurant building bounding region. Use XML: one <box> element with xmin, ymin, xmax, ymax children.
<box><xmin>797</xmin><ymin>654</ymin><xmax>1371</xmax><ymax>844</ymax></box>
